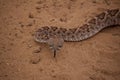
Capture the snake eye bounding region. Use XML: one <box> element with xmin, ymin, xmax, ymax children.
<box><xmin>49</xmin><ymin>44</ymin><xmax>54</xmax><ymax>48</ymax></box>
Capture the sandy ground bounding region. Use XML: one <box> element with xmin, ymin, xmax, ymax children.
<box><xmin>0</xmin><ymin>0</ymin><xmax>120</xmax><ymax>80</ymax></box>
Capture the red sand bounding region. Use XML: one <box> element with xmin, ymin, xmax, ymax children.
<box><xmin>0</xmin><ymin>0</ymin><xmax>120</xmax><ymax>80</ymax></box>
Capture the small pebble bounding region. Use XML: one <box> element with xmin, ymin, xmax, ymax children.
<box><xmin>33</xmin><ymin>47</ymin><xmax>41</xmax><ymax>53</ymax></box>
<box><xmin>29</xmin><ymin>13</ymin><xmax>34</xmax><ymax>18</ymax></box>
<box><xmin>30</xmin><ymin>57</ymin><xmax>41</xmax><ymax>64</ymax></box>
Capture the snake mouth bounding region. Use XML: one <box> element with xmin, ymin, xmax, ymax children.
<box><xmin>34</xmin><ymin>35</ymin><xmax>47</xmax><ymax>43</ymax></box>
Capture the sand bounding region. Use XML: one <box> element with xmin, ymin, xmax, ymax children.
<box><xmin>0</xmin><ymin>0</ymin><xmax>120</xmax><ymax>80</ymax></box>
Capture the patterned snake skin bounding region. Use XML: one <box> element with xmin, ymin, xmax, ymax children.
<box><xmin>34</xmin><ymin>9</ymin><xmax>120</xmax><ymax>57</ymax></box>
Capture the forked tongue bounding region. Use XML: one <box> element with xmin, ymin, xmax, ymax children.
<box><xmin>53</xmin><ymin>50</ymin><xmax>56</xmax><ymax>58</ymax></box>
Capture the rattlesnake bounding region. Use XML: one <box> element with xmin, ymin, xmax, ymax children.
<box><xmin>34</xmin><ymin>9</ymin><xmax>120</xmax><ymax>57</ymax></box>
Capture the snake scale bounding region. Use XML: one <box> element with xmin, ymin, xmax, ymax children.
<box><xmin>34</xmin><ymin>9</ymin><xmax>120</xmax><ymax>57</ymax></box>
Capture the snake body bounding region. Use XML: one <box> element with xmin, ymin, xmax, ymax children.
<box><xmin>34</xmin><ymin>9</ymin><xmax>120</xmax><ymax>57</ymax></box>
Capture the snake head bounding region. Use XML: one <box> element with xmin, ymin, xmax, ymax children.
<box><xmin>47</xmin><ymin>36</ymin><xmax>64</xmax><ymax>57</ymax></box>
<box><xmin>34</xmin><ymin>26</ymin><xmax>64</xmax><ymax>57</ymax></box>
